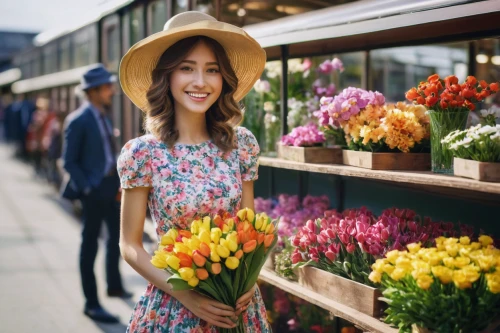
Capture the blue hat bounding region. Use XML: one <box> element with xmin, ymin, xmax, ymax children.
<box><xmin>80</xmin><ymin>64</ymin><xmax>116</xmax><ymax>90</ymax></box>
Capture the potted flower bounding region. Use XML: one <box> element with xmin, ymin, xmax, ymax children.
<box><xmin>405</xmin><ymin>74</ymin><xmax>499</xmax><ymax>174</ymax></box>
<box><xmin>369</xmin><ymin>236</ymin><xmax>500</xmax><ymax>332</ymax></box>
<box><xmin>278</xmin><ymin>123</ymin><xmax>343</xmax><ymax>163</ymax></box>
<box><xmin>315</xmin><ymin>87</ymin><xmax>431</xmax><ymax>170</ymax></box>
<box><xmin>442</xmin><ymin>124</ymin><xmax>500</xmax><ymax>182</ymax></box>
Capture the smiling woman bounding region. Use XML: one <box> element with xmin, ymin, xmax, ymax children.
<box><xmin>146</xmin><ymin>36</ymin><xmax>241</xmax><ymax>152</ymax></box>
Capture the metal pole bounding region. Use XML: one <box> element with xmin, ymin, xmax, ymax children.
<box><xmin>280</xmin><ymin>44</ymin><xmax>289</xmax><ymax>136</ymax></box>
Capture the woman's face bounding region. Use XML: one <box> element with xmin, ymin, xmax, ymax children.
<box><xmin>169</xmin><ymin>40</ymin><xmax>223</xmax><ymax>115</ymax></box>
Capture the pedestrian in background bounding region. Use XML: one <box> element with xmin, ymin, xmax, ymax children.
<box><xmin>61</xmin><ymin>64</ymin><xmax>132</xmax><ymax>324</ymax></box>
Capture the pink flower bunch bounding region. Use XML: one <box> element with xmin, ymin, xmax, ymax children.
<box><xmin>313</xmin><ymin>87</ymin><xmax>386</xmax><ymax>126</ymax></box>
<box><xmin>281</xmin><ymin>123</ymin><xmax>326</xmax><ymax>147</ymax></box>
<box><xmin>318</xmin><ymin>58</ymin><xmax>344</xmax><ymax>74</ymax></box>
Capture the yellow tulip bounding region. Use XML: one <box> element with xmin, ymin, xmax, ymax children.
<box><xmin>383</xmin><ymin>264</ymin><xmax>395</xmax><ymax>275</ymax></box>
<box><xmin>265</xmin><ymin>223</ymin><xmax>275</xmax><ymax>235</ymax></box>
<box><xmin>191</xmin><ymin>220</ymin><xmax>201</xmax><ymax>235</ymax></box>
<box><xmin>395</xmin><ymin>257</ymin><xmax>412</xmax><ymax>271</ymax></box>
<box><xmin>220</xmin><ymin>238</ymin><xmax>228</xmax><ymax>249</ymax></box>
<box><xmin>151</xmin><ymin>255</ymin><xmax>168</xmax><ymax>269</ymax></box>
<box><xmin>188</xmin><ymin>237</ymin><xmax>201</xmax><ymax>251</ymax></box>
<box><xmin>237</xmin><ymin>208</ymin><xmax>255</xmax><ymax>223</ymax></box>
<box><xmin>460</xmin><ymin>236</ymin><xmax>471</xmax><ymax>245</ymax></box>
<box><xmin>166</xmin><ymin>229</ymin><xmax>178</xmax><ymax>241</ymax></box>
<box><xmin>260</xmin><ymin>218</ymin><xmax>268</xmax><ymax>232</ymax></box>
<box><xmin>225</xmin><ymin>256</ymin><xmax>240</xmax><ymax>270</ymax></box>
<box><xmin>188</xmin><ymin>276</ymin><xmax>200</xmax><ymax>287</ymax></box>
<box><xmin>371</xmin><ymin>259</ymin><xmax>386</xmax><ymax>273</ymax></box>
<box><xmin>407</xmin><ymin>243</ymin><xmax>421</xmax><ymax>254</ymax></box>
<box><xmin>174</xmin><ymin>243</ymin><xmax>191</xmax><ymax>255</ymax></box>
<box><xmin>222</xmin><ymin>224</ymin><xmax>230</xmax><ymax>233</ymax></box>
<box><xmin>478</xmin><ymin>255</ymin><xmax>496</xmax><ymax>272</ymax></box>
<box><xmin>227</xmin><ymin>240</ymin><xmax>238</xmax><ymax>252</ymax></box>
<box><xmin>217</xmin><ymin>245</ymin><xmax>230</xmax><ymax>258</ymax></box>
<box><xmin>453</xmin><ymin>256</ymin><xmax>471</xmax><ymax>269</ymax></box>
<box><xmin>211</xmin><ymin>228</ymin><xmax>222</xmax><ymax>244</ymax></box>
<box><xmin>486</xmin><ymin>273</ymin><xmax>500</xmax><ymax>293</ymax></box>
<box><xmin>390</xmin><ymin>267</ymin><xmax>406</xmax><ymax>281</ymax></box>
<box><xmin>462</xmin><ymin>265</ymin><xmax>480</xmax><ymax>283</ymax></box>
<box><xmin>386</xmin><ymin>250</ymin><xmax>400</xmax><ymax>264</ymax></box>
<box><xmin>226</xmin><ymin>218</ymin><xmax>235</xmax><ymax>231</ymax></box>
<box><xmin>446</xmin><ymin>244</ymin><xmax>459</xmax><ymax>257</ymax></box>
<box><xmin>431</xmin><ymin>266</ymin><xmax>453</xmax><ymax>284</ymax></box>
<box><xmin>202</xmin><ymin>216</ymin><xmax>211</xmax><ymax>233</ymax></box>
<box><xmin>179</xmin><ymin>267</ymin><xmax>195</xmax><ymax>281</ymax></box>
<box><xmin>161</xmin><ymin>235</ymin><xmax>174</xmax><ymax>246</ymax></box>
<box><xmin>416</xmin><ymin>274</ymin><xmax>433</xmax><ymax>290</ymax></box>
<box><xmin>453</xmin><ymin>270</ymin><xmax>472</xmax><ymax>289</ymax></box>
<box><xmin>166</xmin><ymin>255</ymin><xmax>181</xmax><ymax>270</ymax></box>
<box><xmin>209</xmin><ymin>243</ymin><xmax>217</xmax><ymax>252</ymax></box>
<box><xmin>198</xmin><ymin>230</ymin><xmax>210</xmax><ymax>244</ymax></box>
<box><xmin>226</xmin><ymin>232</ymin><xmax>238</xmax><ymax>244</ymax></box>
<box><xmin>368</xmin><ymin>271</ymin><xmax>382</xmax><ymax>283</ymax></box>
<box><xmin>471</xmin><ymin>242</ymin><xmax>482</xmax><ymax>250</ymax></box>
<box><xmin>210</xmin><ymin>250</ymin><xmax>221</xmax><ymax>263</ymax></box>
<box><xmin>255</xmin><ymin>214</ymin><xmax>264</xmax><ymax>230</ymax></box>
<box><xmin>479</xmin><ymin>235</ymin><xmax>494</xmax><ymax>247</ymax></box>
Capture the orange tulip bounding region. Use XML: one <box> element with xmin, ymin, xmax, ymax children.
<box><xmin>479</xmin><ymin>80</ymin><xmax>488</xmax><ymax>89</ymax></box>
<box><xmin>490</xmin><ymin>82</ymin><xmax>499</xmax><ymax>92</ymax></box>
<box><xmin>444</xmin><ymin>75</ymin><xmax>458</xmax><ymax>88</ymax></box>
<box><xmin>257</xmin><ymin>233</ymin><xmax>265</xmax><ymax>245</ymax></box>
<box><xmin>162</xmin><ymin>244</ymin><xmax>174</xmax><ymax>253</ymax></box>
<box><xmin>264</xmin><ymin>234</ymin><xmax>275</xmax><ymax>248</ymax></box>
<box><xmin>213</xmin><ymin>214</ymin><xmax>224</xmax><ymax>228</ymax></box>
<box><xmin>466</xmin><ymin>76</ymin><xmax>477</xmax><ymax>86</ymax></box>
<box><xmin>179</xmin><ymin>230</ymin><xmax>192</xmax><ymax>239</ymax></box>
<box><xmin>238</xmin><ymin>231</ymin><xmax>250</xmax><ymax>244</ymax></box>
<box><xmin>416</xmin><ymin>96</ymin><xmax>425</xmax><ymax>105</ymax></box>
<box><xmin>177</xmin><ymin>252</ymin><xmax>193</xmax><ymax>268</ymax></box>
<box><xmin>192</xmin><ymin>250</ymin><xmax>206</xmax><ymax>267</ymax></box>
<box><xmin>199</xmin><ymin>242</ymin><xmax>211</xmax><ymax>257</ymax></box>
<box><xmin>234</xmin><ymin>249</ymin><xmax>243</xmax><ymax>259</ymax></box>
<box><xmin>243</xmin><ymin>240</ymin><xmax>257</xmax><ymax>253</ymax></box>
<box><xmin>196</xmin><ymin>268</ymin><xmax>209</xmax><ymax>280</ymax></box>
<box><xmin>427</xmin><ymin>74</ymin><xmax>440</xmax><ymax>83</ymax></box>
<box><xmin>405</xmin><ymin>88</ymin><xmax>419</xmax><ymax>100</ymax></box>
<box><xmin>211</xmin><ymin>262</ymin><xmax>222</xmax><ymax>275</ymax></box>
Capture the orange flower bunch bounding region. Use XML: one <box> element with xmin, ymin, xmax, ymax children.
<box><xmin>151</xmin><ymin>208</ymin><xmax>279</xmax><ymax>333</ymax></box>
<box><xmin>406</xmin><ymin>74</ymin><xmax>499</xmax><ymax>111</ymax></box>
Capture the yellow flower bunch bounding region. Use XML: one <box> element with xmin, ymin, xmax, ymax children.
<box><xmin>369</xmin><ymin>235</ymin><xmax>500</xmax><ymax>293</ymax></box>
<box><xmin>342</xmin><ymin>102</ymin><xmax>430</xmax><ymax>153</ymax></box>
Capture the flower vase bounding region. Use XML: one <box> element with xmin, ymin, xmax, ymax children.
<box><xmin>428</xmin><ymin>110</ymin><xmax>469</xmax><ymax>174</ymax></box>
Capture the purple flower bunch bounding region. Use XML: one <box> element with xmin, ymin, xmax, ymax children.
<box><xmin>318</xmin><ymin>58</ymin><xmax>344</xmax><ymax>74</ymax></box>
<box><xmin>312</xmin><ymin>79</ymin><xmax>336</xmax><ymax>97</ymax></box>
<box><xmin>281</xmin><ymin>123</ymin><xmax>326</xmax><ymax>147</ymax></box>
<box><xmin>313</xmin><ymin>87</ymin><xmax>386</xmax><ymax>126</ymax></box>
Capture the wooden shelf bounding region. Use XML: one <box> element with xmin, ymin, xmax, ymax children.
<box><xmin>259</xmin><ymin>269</ymin><xmax>398</xmax><ymax>333</ymax></box>
<box><xmin>259</xmin><ymin>157</ymin><xmax>500</xmax><ymax>195</ymax></box>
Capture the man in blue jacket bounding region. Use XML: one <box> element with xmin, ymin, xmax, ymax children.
<box><xmin>62</xmin><ymin>64</ymin><xmax>131</xmax><ymax>323</ymax></box>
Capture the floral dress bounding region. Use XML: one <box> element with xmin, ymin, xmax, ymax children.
<box><xmin>117</xmin><ymin>127</ymin><xmax>271</xmax><ymax>333</ymax></box>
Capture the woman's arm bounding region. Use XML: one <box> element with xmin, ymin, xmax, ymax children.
<box><xmin>240</xmin><ymin>180</ymin><xmax>255</xmax><ymax>211</ymax></box>
<box><xmin>119</xmin><ymin>187</ymin><xmax>237</xmax><ymax>328</ymax></box>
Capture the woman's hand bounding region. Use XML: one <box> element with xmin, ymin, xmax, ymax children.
<box><xmin>235</xmin><ymin>284</ymin><xmax>256</xmax><ymax>316</ymax></box>
<box><xmin>175</xmin><ymin>290</ymin><xmax>238</xmax><ymax>329</ymax></box>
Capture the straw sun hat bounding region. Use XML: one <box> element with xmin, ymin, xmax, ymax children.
<box><xmin>119</xmin><ymin>11</ymin><xmax>267</xmax><ymax>113</ymax></box>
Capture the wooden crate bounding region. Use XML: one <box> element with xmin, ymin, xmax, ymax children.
<box><xmin>342</xmin><ymin>150</ymin><xmax>431</xmax><ymax>170</ymax></box>
<box><xmin>278</xmin><ymin>144</ymin><xmax>343</xmax><ymax>164</ymax></box>
<box><xmin>454</xmin><ymin>158</ymin><xmax>500</xmax><ymax>182</ymax></box>
<box><xmin>297</xmin><ymin>266</ymin><xmax>383</xmax><ymax>317</ymax></box>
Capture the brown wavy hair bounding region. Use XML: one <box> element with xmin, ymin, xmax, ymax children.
<box><xmin>145</xmin><ymin>36</ymin><xmax>242</xmax><ymax>152</ymax></box>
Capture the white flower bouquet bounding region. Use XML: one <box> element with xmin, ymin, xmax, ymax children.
<box><xmin>442</xmin><ymin>124</ymin><xmax>500</xmax><ymax>163</ymax></box>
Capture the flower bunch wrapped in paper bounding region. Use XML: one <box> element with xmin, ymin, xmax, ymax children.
<box><xmin>151</xmin><ymin>208</ymin><xmax>279</xmax><ymax>332</ymax></box>
<box><xmin>369</xmin><ymin>236</ymin><xmax>500</xmax><ymax>332</ymax></box>
<box><xmin>314</xmin><ymin>88</ymin><xmax>430</xmax><ymax>152</ymax></box>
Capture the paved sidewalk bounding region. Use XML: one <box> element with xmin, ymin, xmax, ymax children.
<box><xmin>0</xmin><ymin>144</ymin><xmax>152</xmax><ymax>333</ymax></box>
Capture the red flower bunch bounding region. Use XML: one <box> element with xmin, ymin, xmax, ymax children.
<box><xmin>406</xmin><ymin>74</ymin><xmax>499</xmax><ymax>111</ymax></box>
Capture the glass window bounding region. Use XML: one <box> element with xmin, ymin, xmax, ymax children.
<box><xmin>150</xmin><ymin>1</ymin><xmax>167</xmax><ymax>34</ymax></box>
<box><xmin>59</xmin><ymin>37</ymin><xmax>71</xmax><ymax>71</ymax></box>
<box><xmin>130</xmin><ymin>6</ymin><xmax>145</xmax><ymax>44</ymax></box>
<box><xmin>474</xmin><ymin>38</ymin><xmax>500</xmax><ymax>109</ymax></box>
<box><xmin>73</xmin><ymin>28</ymin><xmax>90</xmax><ymax>67</ymax></box>
<box><xmin>105</xmin><ymin>23</ymin><xmax>120</xmax><ymax>71</ymax></box>
<box><xmin>43</xmin><ymin>43</ymin><xmax>57</xmax><ymax>74</ymax></box>
<box><xmin>370</xmin><ymin>42</ymin><xmax>469</xmax><ymax>103</ymax></box>
<box><xmin>173</xmin><ymin>0</ymin><xmax>188</xmax><ymax>15</ymax></box>
<box><xmin>242</xmin><ymin>60</ymin><xmax>282</xmax><ymax>155</ymax></box>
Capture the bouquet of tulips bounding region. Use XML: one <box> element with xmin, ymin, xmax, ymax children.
<box><xmin>369</xmin><ymin>236</ymin><xmax>500</xmax><ymax>333</ymax></box>
<box><xmin>151</xmin><ymin>208</ymin><xmax>279</xmax><ymax>333</ymax></box>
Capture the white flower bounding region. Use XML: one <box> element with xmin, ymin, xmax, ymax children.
<box><xmin>477</xmin><ymin>125</ymin><xmax>497</xmax><ymax>135</ymax></box>
<box><xmin>265</xmin><ymin>61</ymin><xmax>281</xmax><ymax>79</ymax></box>
<box><xmin>480</xmin><ymin>106</ymin><xmax>500</xmax><ymax>119</ymax></box>
<box><xmin>491</xmin><ymin>132</ymin><xmax>500</xmax><ymax>141</ymax></box>
<box><xmin>263</xmin><ymin>101</ymin><xmax>275</xmax><ymax>112</ymax></box>
<box><xmin>288</xmin><ymin>59</ymin><xmax>304</xmax><ymax>74</ymax></box>
<box><xmin>253</xmin><ymin>79</ymin><xmax>271</xmax><ymax>93</ymax></box>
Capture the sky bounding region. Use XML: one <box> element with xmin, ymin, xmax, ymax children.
<box><xmin>0</xmin><ymin>0</ymin><xmax>105</xmax><ymax>34</ymax></box>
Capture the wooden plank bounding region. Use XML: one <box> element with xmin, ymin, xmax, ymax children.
<box><xmin>342</xmin><ymin>150</ymin><xmax>430</xmax><ymax>171</ymax></box>
<box><xmin>258</xmin><ymin>156</ymin><xmax>500</xmax><ymax>195</ymax></box>
<box><xmin>259</xmin><ymin>269</ymin><xmax>398</xmax><ymax>333</ymax></box>
<box><xmin>278</xmin><ymin>145</ymin><xmax>343</xmax><ymax>164</ymax></box>
<box><xmin>454</xmin><ymin>158</ymin><xmax>500</xmax><ymax>183</ymax></box>
<box><xmin>297</xmin><ymin>266</ymin><xmax>383</xmax><ymax>317</ymax></box>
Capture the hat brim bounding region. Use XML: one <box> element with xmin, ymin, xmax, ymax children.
<box><xmin>81</xmin><ymin>75</ymin><xmax>117</xmax><ymax>91</ymax></box>
<box><xmin>119</xmin><ymin>20</ymin><xmax>266</xmax><ymax>113</ymax></box>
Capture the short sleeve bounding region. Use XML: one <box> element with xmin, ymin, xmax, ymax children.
<box><xmin>117</xmin><ymin>138</ymin><xmax>153</xmax><ymax>188</ymax></box>
<box><xmin>237</xmin><ymin>127</ymin><xmax>260</xmax><ymax>181</ymax></box>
